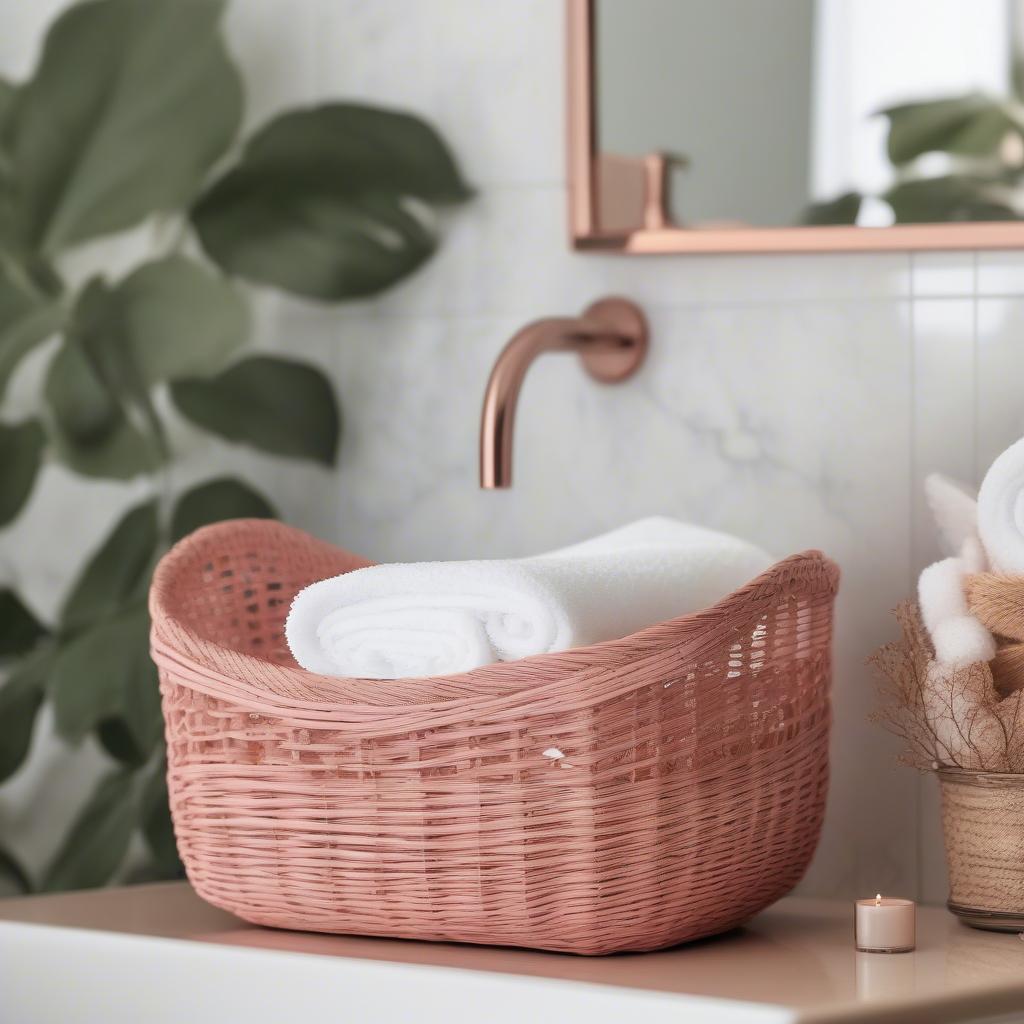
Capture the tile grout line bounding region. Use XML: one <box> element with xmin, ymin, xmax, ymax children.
<box><xmin>908</xmin><ymin>250</ymin><xmax>925</xmax><ymax>904</ymax></box>
<box><xmin>972</xmin><ymin>252</ymin><xmax>980</xmax><ymax>489</ymax></box>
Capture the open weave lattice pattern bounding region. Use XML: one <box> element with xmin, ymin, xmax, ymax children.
<box><xmin>150</xmin><ymin>520</ymin><xmax>838</xmax><ymax>955</ymax></box>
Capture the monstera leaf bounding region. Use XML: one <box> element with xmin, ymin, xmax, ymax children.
<box><xmin>192</xmin><ymin>103</ymin><xmax>472</xmax><ymax>299</ymax></box>
<box><xmin>800</xmin><ymin>191</ymin><xmax>862</xmax><ymax>226</ymax></box>
<box><xmin>170</xmin><ymin>477</ymin><xmax>276</xmax><ymax>541</ymax></box>
<box><xmin>0</xmin><ymin>588</ymin><xmax>45</xmax><ymax>659</ymax></box>
<box><xmin>7</xmin><ymin>0</ymin><xmax>242</xmax><ymax>252</ymax></box>
<box><xmin>0</xmin><ymin>585</ymin><xmax>48</xmax><ymax>785</ymax></box>
<box><xmin>44</xmin><ymin>330</ymin><xmax>158</xmax><ymax>480</ymax></box>
<box><xmin>0</xmin><ymin>418</ymin><xmax>45</xmax><ymax>526</ymax></box>
<box><xmin>44</xmin><ymin>257</ymin><xmax>247</xmax><ymax>479</ymax></box>
<box><xmin>50</xmin><ymin>498</ymin><xmax>163</xmax><ymax>755</ymax></box>
<box><xmin>60</xmin><ymin>501</ymin><xmax>159</xmax><ymax>632</ymax></box>
<box><xmin>881</xmin><ymin>94</ymin><xmax>1024</xmax><ymax>165</ymax></box>
<box><xmin>171</xmin><ymin>356</ymin><xmax>340</xmax><ymax>465</ymax></box>
<box><xmin>51</xmin><ymin>604</ymin><xmax>156</xmax><ymax>745</ymax></box>
<box><xmin>139</xmin><ymin>762</ymin><xmax>182</xmax><ymax>876</ymax></box>
<box><xmin>0</xmin><ymin>254</ymin><xmax>64</xmax><ymax>400</ymax></box>
<box><xmin>0</xmin><ymin>845</ymin><xmax>30</xmax><ymax>895</ymax></box>
<box><xmin>42</xmin><ymin>769</ymin><xmax>139</xmax><ymax>891</ymax></box>
<box><xmin>884</xmin><ymin>175</ymin><xmax>1021</xmax><ymax>223</ymax></box>
<box><xmin>0</xmin><ymin>648</ymin><xmax>52</xmax><ymax>784</ymax></box>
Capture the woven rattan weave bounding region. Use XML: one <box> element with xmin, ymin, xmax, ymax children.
<box><xmin>150</xmin><ymin>519</ymin><xmax>837</xmax><ymax>954</ymax></box>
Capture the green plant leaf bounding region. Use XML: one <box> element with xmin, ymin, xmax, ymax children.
<box><xmin>0</xmin><ymin>255</ymin><xmax>64</xmax><ymax>400</ymax></box>
<box><xmin>8</xmin><ymin>0</ymin><xmax>242</xmax><ymax>252</ymax></box>
<box><xmin>91</xmin><ymin>257</ymin><xmax>249</xmax><ymax>386</ymax></box>
<box><xmin>0</xmin><ymin>648</ymin><xmax>52</xmax><ymax>784</ymax></box>
<box><xmin>96</xmin><ymin>717</ymin><xmax>146</xmax><ymax>767</ymax></box>
<box><xmin>192</xmin><ymin>103</ymin><xmax>472</xmax><ymax>300</ymax></box>
<box><xmin>60</xmin><ymin>500</ymin><xmax>159</xmax><ymax>631</ymax></box>
<box><xmin>44</xmin><ymin>331</ymin><xmax>158</xmax><ymax>480</ymax></box>
<box><xmin>884</xmin><ymin>175</ymin><xmax>1021</xmax><ymax>223</ymax></box>
<box><xmin>119</xmin><ymin>640</ymin><xmax>162</xmax><ymax>759</ymax></box>
<box><xmin>0</xmin><ymin>588</ymin><xmax>46</xmax><ymax>658</ymax></box>
<box><xmin>0</xmin><ymin>76</ymin><xmax>15</xmax><ymax>134</ymax></box>
<box><xmin>1014</xmin><ymin>58</ymin><xmax>1024</xmax><ymax>105</ymax></box>
<box><xmin>42</xmin><ymin>768</ymin><xmax>138</xmax><ymax>891</ymax></box>
<box><xmin>800</xmin><ymin>191</ymin><xmax>862</xmax><ymax>226</ymax></box>
<box><xmin>51</xmin><ymin>604</ymin><xmax>157</xmax><ymax>748</ymax></box>
<box><xmin>171</xmin><ymin>477</ymin><xmax>276</xmax><ymax>542</ymax></box>
<box><xmin>881</xmin><ymin>95</ymin><xmax>1024</xmax><ymax>165</ymax></box>
<box><xmin>232</xmin><ymin>104</ymin><xmax>471</xmax><ymax>201</ymax></box>
<box><xmin>0</xmin><ymin>76</ymin><xmax>16</xmax><ymax>249</ymax></box>
<box><xmin>0</xmin><ymin>418</ymin><xmax>45</xmax><ymax>527</ymax></box>
<box><xmin>0</xmin><ymin>845</ymin><xmax>31</xmax><ymax>895</ymax></box>
<box><xmin>44</xmin><ymin>258</ymin><xmax>246</xmax><ymax>480</ymax></box>
<box><xmin>171</xmin><ymin>356</ymin><xmax>340</xmax><ymax>465</ymax></box>
<box><xmin>140</xmin><ymin>762</ymin><xmax>183</xmax><ymax>877</ymax></box>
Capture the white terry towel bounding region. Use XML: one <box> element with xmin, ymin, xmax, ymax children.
<box><xmin>285</xmin><ymin>517</ymin><xmax>773</xmax><ymax>679</ymax></box>
<box><xmin>918</xmin><ymin>537</ymin><xmax>995</xmax><ymax>668</ymax></box>
<box><xmin>924</xmin><ymin>473</ymin><xmax>980</xmax><ymax>556</ymax></box>
<box><xmin>918</xmin><ymin>472</ymin><xmax>993</xmax><ymax>667</ymax></box>
<box><xmin>979</xmin><ymin>436</ymin><xmax>1024</xmax><ymax>574</ymax></box>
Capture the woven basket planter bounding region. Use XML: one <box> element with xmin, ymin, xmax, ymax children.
<box><xmin>149</xmin><ymin>519</ymin><xmax>838</xmax><ymax>955</ymax></box>
<box><xmin>939</xmin><ymin>768</ymin><xmax>1024</xmax><ymax>931</ymax></box>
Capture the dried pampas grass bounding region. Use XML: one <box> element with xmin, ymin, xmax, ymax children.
<box><xmin>870</xmin><ymin>602</ymin><xmax>1024</xmax><ymax>772</ymax></box>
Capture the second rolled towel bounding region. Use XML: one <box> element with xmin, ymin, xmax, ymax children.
<box><xmin>285</xmin><ymin>516</ymin><xmax>773</xmax><ymax>679</ymax></box>
<box><xmin>978</xmin><ymin>435</ymin><xmax>1024</xmax><ymax>575</ymax></box>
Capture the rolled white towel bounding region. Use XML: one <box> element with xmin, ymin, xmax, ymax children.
<box><xmin>285</xmin><ymin>517</ymin><xmax>773</xmax><ymax>679</ymax></box>
<box><xmin>924</xmin><ymin>473</ymin><xmax>979</xmax><ymax>556</ymax></box>
<box><xmin>978</xmin><ymin>436</ymin><xmax>1024</xmax><ymax>574</ymax></box>
<box><xmin>918</xmin><ymin>542</ymin><xmax>996</xmax><ymax>668</ymax></box>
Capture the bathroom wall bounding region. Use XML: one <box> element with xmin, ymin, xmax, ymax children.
<box><xmin>3</xmin><ymin>0</ymin><xmax>1024</xmax><ymax>903</ymax></box>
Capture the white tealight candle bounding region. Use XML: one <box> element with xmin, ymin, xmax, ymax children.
<box><xmin>855</xmin><ymin>894</ymin><xmax>916</xmax><ymax>953</ymax></box>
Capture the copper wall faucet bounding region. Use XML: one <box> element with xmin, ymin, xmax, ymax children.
<box><xmin>479</xmin><ymin>297</ymin><xmax>649</xmax><ymax>488</ymax></box>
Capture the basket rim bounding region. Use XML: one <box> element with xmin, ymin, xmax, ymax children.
<box><xmin>150</xmin><ymin>518</ymin><xmax>839</xmax><ymax>713</ymax></box>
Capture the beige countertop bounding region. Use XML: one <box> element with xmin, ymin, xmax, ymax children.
<box><xmin>2</xmin><ymin>883</ymin><xmax>1024</xmax><ymax>1022</ymax></box>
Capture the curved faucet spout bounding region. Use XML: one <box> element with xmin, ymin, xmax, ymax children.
<box><xmin>479</xmin><ymin>297</ymin><xmax>648</xmax><ymax>488</ymax></box>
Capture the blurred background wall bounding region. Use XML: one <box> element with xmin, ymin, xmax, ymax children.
<box><xmin>2</xmin><ymin>0</ymin><xmax>1023</xmax><ymax>904</ymax></box>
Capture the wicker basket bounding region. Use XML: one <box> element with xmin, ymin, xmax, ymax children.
<box><xmin>149</xmin><ymin>519</ymin><xmax>838</xmax><ymax>955</ymax></box>
<box><xmin>939</xmin><ymin>768</ymin><xmax>1024</xmax><ymax>931</ymax></box>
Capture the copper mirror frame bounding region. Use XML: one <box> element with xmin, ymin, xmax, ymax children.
<box><xmin>566</xmin><ymin>0</ymin><xmax>1024</xmax><ymax>254</ymax></box>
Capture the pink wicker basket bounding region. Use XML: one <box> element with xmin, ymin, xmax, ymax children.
<box><xmin>150</xmin><ymin>519</ymin><xmax>838</xmax><ymax>955</ymax></box>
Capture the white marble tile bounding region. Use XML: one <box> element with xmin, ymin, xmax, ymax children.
<box><xmin>975</xmin><ymin>299</ymin><xmax>1024</xmax><ymax>468</ymax></box>
<box><xmin>312</xmin><ymin>0</ymin><xmax>562</xmax><ymax>188</ymax></box>
<box><xmin>427</xmin><ymin>0</ymin><xmax>563</xmax><ymax>187</ymax></box>
<box><xmin>911</xmin><ymin>252</ymin><xmax>976</xmax><ymax>298</ymax></box>
<box><xmin>225</xmin><ymin>0</ymin><xmax>321</xmax><ymax>130</ymax></box>
<box><xmin>976</xmin><ymin>251</ymin><xmax>1024</xmax><ymax>296</ymax></box>
<box><xmin>910</xmin><ymin>299</ymin><xmax>978</xmax><ymax>571</ymax></box>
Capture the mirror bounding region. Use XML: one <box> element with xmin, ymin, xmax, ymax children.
<box><xmin>568</xmin><ymin>0</ymin><xmax>1024</xmax><ymax>252</ymax></box>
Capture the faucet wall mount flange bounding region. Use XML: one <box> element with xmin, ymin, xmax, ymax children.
<box><xmin>574</xmin><ymin>297</ymin><xmax>649</xmax><ymax>383</ymax></box>
<box><xmin>480</xmin><ymin>296</ymin><xmax>649</xmax><ymax>488</ymax></box>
